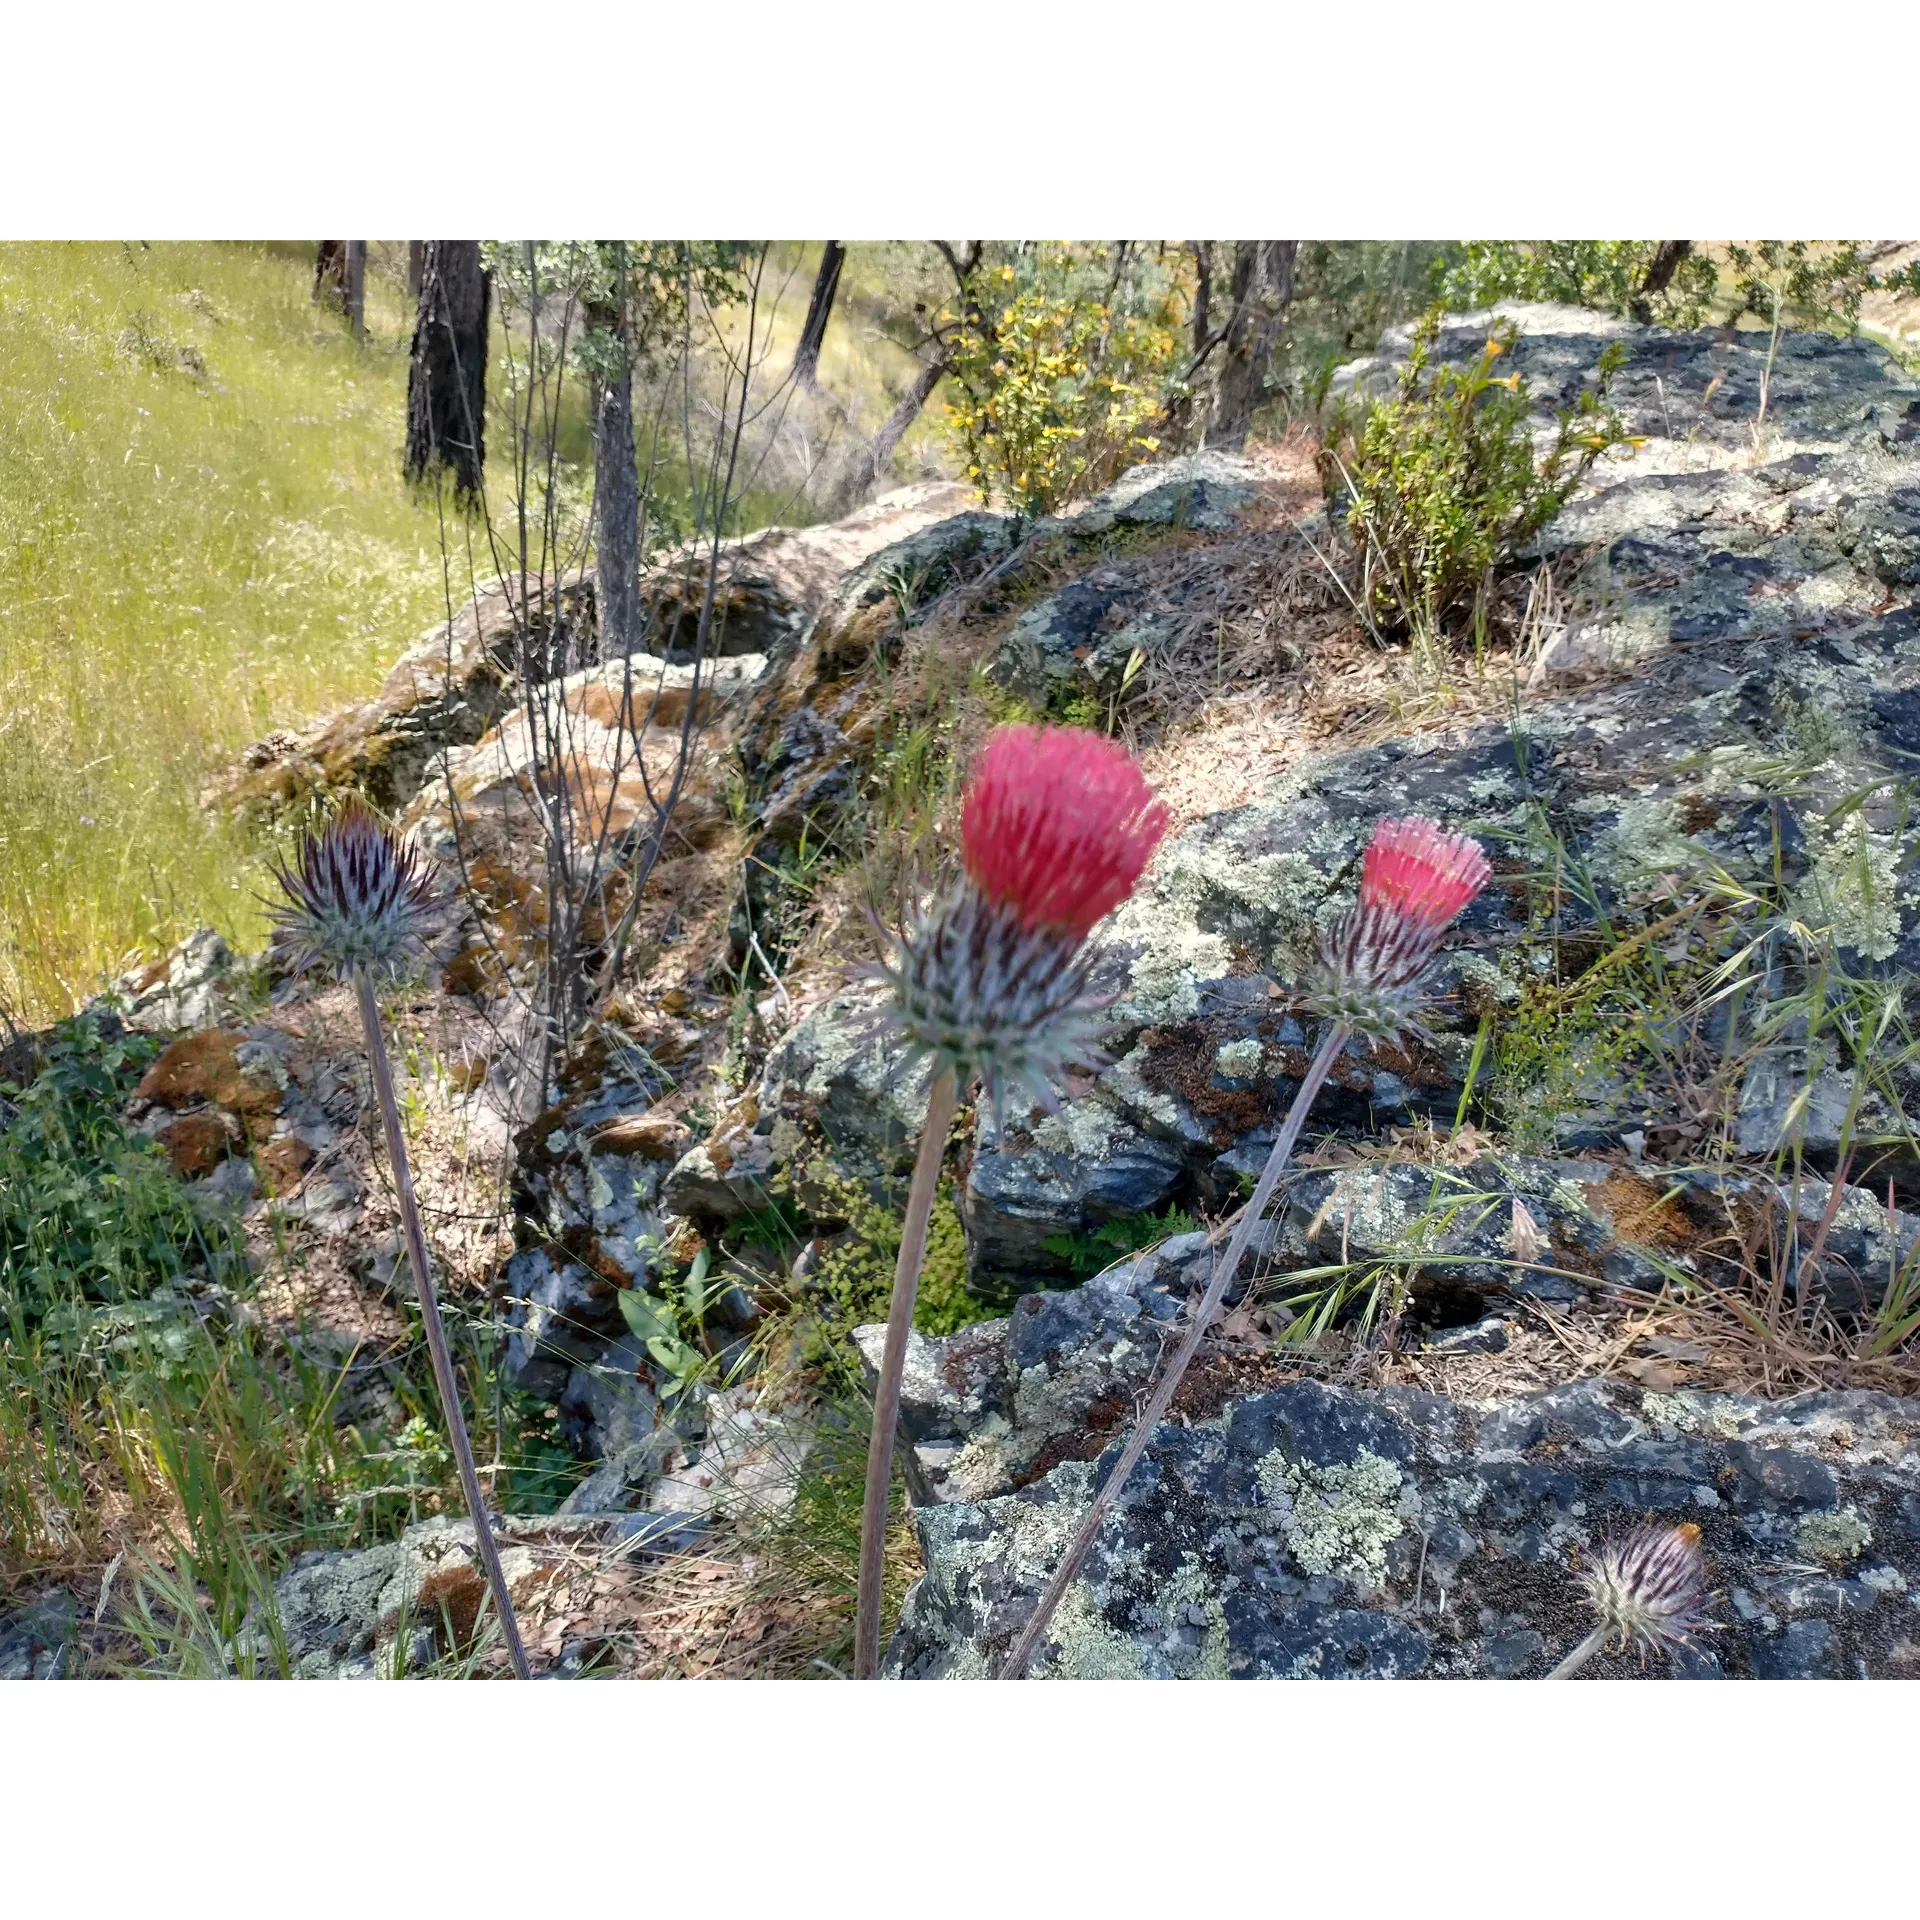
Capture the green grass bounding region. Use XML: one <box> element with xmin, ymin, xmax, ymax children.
<box><xmin>0</xmin><ymin>241</ymin><xmax>450</xmax><ymax>1021</ymax></box>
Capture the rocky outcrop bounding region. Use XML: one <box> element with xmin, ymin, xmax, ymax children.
<box><xmin>236</xmin><ymin>1513</ymin><xmax>687</xmax><ymax>1678</ymax></box>
<box><xmin>208</xmin><ymin>483</ymin><xmax>976</xmax><ymax>826</ymax></box>
<box><xmin>877</xmin><ymin>1260</ymin><xmax>1920</xmax><ymax>1678</ymax></box>
<box><xmin>747</xmin><ymin>314</ymin><xmax>1920</xmax><ymax>1298</ymax></box>
<box><xmin>205</xmin><ymin>573</ymin><xmax>596</xmax><ymax>823</ymax></box>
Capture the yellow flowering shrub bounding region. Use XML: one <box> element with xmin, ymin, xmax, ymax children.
<box><xmin>943</xmin><ymin>247</ymin><xmax>1185</xmax><ymax>519</ymax></box>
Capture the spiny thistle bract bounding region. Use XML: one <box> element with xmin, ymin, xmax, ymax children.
<box><xmin>878</xmin><ymin>725</ymin><xmax>1169</xmax><ymax>1116</ymax></box>
<box><xmin>1302</xmin><ymin>814</ymin><xmax>1492</xmax><ymax>1041</ymax></box>
<box><xmin>270</xmin><ymin>796</ymin><xmax>446</xmax><ymax>980</ymax></box>
<box><xmin>1582</xmin><ymin>1520</ymin><xmax>1711</xmax><ymax>1664</ymax></box>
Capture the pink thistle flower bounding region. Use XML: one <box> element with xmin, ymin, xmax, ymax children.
<box><xmin>960</xmin><ymin>725</ymin><xmax>1170</xmax><ymax>939</ymax></box>
<box><xmin>1361</xmin><ymin>815</ymin><xmax>1490</xmax><ymax>933</ymax></box>
<box><xmin>881</xmin><ymin>726</ymin><xmax>1168</xmax><ymax>1116</ymax></box>
<box><xmin>1303</xmin><ymin>814</ymin><xmax>1490</xmax><ymax>1042</ymax></box>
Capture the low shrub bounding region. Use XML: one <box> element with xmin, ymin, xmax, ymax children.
<box><xmin>1319</xmin><ymin>307</ymin><xmax>1637</xmax><ymax>643</ymax></box>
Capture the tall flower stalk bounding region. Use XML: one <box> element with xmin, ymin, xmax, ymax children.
<box><xmin>999</xmin><ymin>814</ymin><xmax>1489</xmax><ymax>1678</ymax></box>
<box><xmin>855</xmin><ymin>725</ymin><xmax>1169</xmax><ymax>1679</ymax></box>
<box><xmin>273</xmin><ymin>797</ymin><xmax>532</xmax><ymax>1680</ymax></box>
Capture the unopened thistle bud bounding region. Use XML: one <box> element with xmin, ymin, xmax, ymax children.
<box><xmin>269</xmin><ymin>795</ymin><xmax>446</xmax><ymax>980</ymax></box>
<box><xmin>878</xmin><ymin>725</ymin><xmax>1169</xmax><ymax>1117</ymax></box>
<box><xmin>1582</xmin><ymin>1520</ymin><xmax>1710</xmax><ymax>1664</ymax></box>
<box><xmin>1302</xmin><ymin>815</ymin><xmax>1491</xmax><ymax>1042</ymax></box>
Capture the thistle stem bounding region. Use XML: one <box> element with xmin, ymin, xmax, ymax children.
<box><xmin>854</xmin><ymin>1065</ymin><xmax>959</xmax><ymax>1680</ymax></box>
<box><xmin>1544</xmin><ymin>1626</ymin><xmax>1608</xmax><ymax>1681</ymax></box>
<box><xmin>353</xmin><ymin>970</ymin><xmax>532</xmax><ymax>1681</ymax></box>
<box><xmin>998</xmin><ymin>1023</ymin><xmax>1350</xmax><ymax>1680</ymax></box>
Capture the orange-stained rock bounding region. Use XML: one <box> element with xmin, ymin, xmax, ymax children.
<box><xmin>134</xmin><ymin>1028</ymin><xmax>286</xmax><ymax>1142</ymax></box>
<box><xmin>587</xmin><ymin>1113</ymin><xmax>689</xmax><ymax>1162</ymax></box>
<box><xmin>156</xmin><ymin>1107</ymin><xmax>245</xmax><ymax>1177</ymax></box>
<box><xmin>256</xmin><ymin>1135</ymin><xmax>317</xmax><ymax>1196</ymax></box>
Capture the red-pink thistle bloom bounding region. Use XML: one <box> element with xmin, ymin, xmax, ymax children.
<box><xmin>1304</xmin><ymin>814</ymin><xmax>1490</xmax><ymax>1041</ymax></box>
<box><xmin>961</xmin><ymin>725</ymin><xmax>1170</xmax><ymax>939</ymax></box>
<box><xmin>880</xmin><ymin>725</ymin><xmax>1169</xmax><ymax>1115</ymax></box>
<box><xmin>1361</xmin><ymin>816</ymin><xmax>1490</xmax><ymax>932</ymax></box>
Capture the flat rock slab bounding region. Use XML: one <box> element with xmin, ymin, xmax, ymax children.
<box><xmin>888</xmin><ymin>1367</ymin><xmax>1920</xmax><ymax>1680</ymax></box>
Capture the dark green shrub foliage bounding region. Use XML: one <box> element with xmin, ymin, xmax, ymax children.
<box><xmin>1439</xmin><ymin>242</ymin><xmax>1719</xmax><ymax>327</ymax></box>
<box><xmin>1319</xmin><ymin>308</ymin><xmax>1635</xmax><ymax>641</ymax></box>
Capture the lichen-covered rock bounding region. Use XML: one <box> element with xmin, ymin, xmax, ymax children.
<box><xmin>209</xmin><ymin>486</ymin><xmax>976</xmax><ymax>827</ymax></box>
<box><xmin>207</xmin><ymin>573</ymin><xmax>596</xmax><ymax>823</ymax></box>
<box><xmin>238</xmin><ymin>1513</ymin><xmax>667</xmax><ymax>1678</ymax></box>
<box><xmin>1040</xmin><ymin>449</ymin><xmax>1268</xmax><ymax>538</ymax></box>
<box><xmin>106</xmin><ymin>927</ymin><xmax>251</xmax><ymax>1033</ymax></box>
<box><xmin>885</xmin><ymin>1299</ymin><xmax>1920</xmax><ymax>1678</ymax></box>
<box><xmin>989</xmin><ymin>572</ymin><xmax>1183</xmax><ymax>711</ymax></box>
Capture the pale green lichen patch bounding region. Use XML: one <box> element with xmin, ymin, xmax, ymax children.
<box><xmin>1214</xmin><ymin>1037</ymin><xmax>1265</xmax><ymax>1078</ymax></box>
<box><xmin>1031</xmin><ymin>1095</ymin><xmax>1124</xmax><ymax>1160</ymax></box>
<box><xmin>1797</xmin><ymin>1509</ymin><xmax>1872</xmax><ymax>1565</ymax></box>
<box><xmin>940</xmin><ymin>1413</ymin><xmax>1022</xmax><ymax>1503</ymax></box>
<box><xmin>1798</xmin><ymin>813</ymin><xmax>1904</xmax><ymax>960</ymax></box>
<box><xmin>1581</xmin><ymin>794</ymin><xmax>1699</xmax><ymax>883</ymax></box>
<box><xmin>1256</xmin><ymin>1445</ymin><xmax>1405</xmax><ymax>1586</ymax></box>
<box><xmin>1108</xmin><ymin>823</ymin><xmax>1343</xmax><ymax>1024</ymax></box>
<box><xmin>1034</xmin><ymin>1587</ymin><xmax>1151</xmax><ymax>1680</ymax></box>
<box><xmin>1641</xmin><ymin>1391</ymin><xmax>1755</xmax><ymax>1440</ymax></box>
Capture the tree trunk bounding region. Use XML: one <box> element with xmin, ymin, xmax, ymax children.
<box><xmin>405</xmin><ymin>241</ymin><xmax>491</xmax><ymax>503</ymax></box>
<box><xmin>344</xmin><ymin>241</ymin><xmax>366</xmax><ymax>342</ymax></box>
<box><xmin>407</xmin><ymin>240</ymin><xmax>425</xmax><ymax>300</ymax></box>
<box><xmin>587</xmin><ymin>246</ymin><xmax>640</xmax><ymax>658</ymax></box>
<box><xmin>1208</xmin><ymin>240</ymin><xmax>1297</xmax><ymax>452</ymax></box>
<box><xmin>1631</xmin><ymin>240</ymin><xmax>1694</xmax><ymax>321</ymax></box>
<box><xmin>828</xmin><ymin>353</ymin><xmax>949</xmax><ymax>513</ymax></box>
<box><xmin>792</xmin><ymin>241</ymin><xmax>845</xmax><ymax>393</ymax></box>
<box><xmin>313</xmin><ymin>241</ymin><xmax>347</xmax><ymax>312</ymax></box>
<box><xmin>1190</xmin><ymin>241</ymin><xmax>1213</xmax><ymax>360</ymax></box>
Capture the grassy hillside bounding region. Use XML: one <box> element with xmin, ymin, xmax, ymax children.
<box><xmin>0</xmin><ymin>241</ymin><xmax>450</xmax><ymax>1021</ymax></box>
<box><xmin>0</xmin><ymin>242</ymin><xmax>974</xmax><ymax>1024</ymax></box>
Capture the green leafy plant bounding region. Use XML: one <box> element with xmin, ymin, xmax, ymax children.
<box><xmin>0</xmin><ymin>1009</ymin><xmax>241</xmax><ymax>1334</ymax></box>
<box><xmin>616</xmin><ymin>1248</ymin><xmax>711</xmax><ymax>1401</ymax></box>
<box><xmin>1039</xmin><ymin>1204</ymin><xmax>1199</xmax><ymax>1278</ymax></box>
<box><xmin>1320</xmin><ymin>307</ymin><xmax>1637</xmax><ymax>644</ymax></box>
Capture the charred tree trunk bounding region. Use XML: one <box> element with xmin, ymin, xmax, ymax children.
<box><xmin>792</xmin><ymin>241</ymin><xmax>845</xmax><ymax>393</ymax></box>
<box><xmin>407</xmin><ymin>241</ymin><xmax>425</xmax><ymax>300</ymax></box>
<box><xmin>827</xmin><ymin>353</ymin><xmax>950</xmax><ymax>513</ymax></box>
<box><xmin>587</xmin><ymin>246</ymin><xmax>640</xmax><ymax>658</ymax></box>
<box><xmin>1190</xmin><ymin>241</ymin><xmax>1214</xmax><ymax>360</ymax></box>
<box><xmin>313</xmin><ymin>241</ymin><xmax>348</xmax><ymax>312</ymax></box>
<box><xmin>1631</xmin><ymin>240</ymin><xmax>1694</xmax><ymax>321</ymax></box>
<box><xmin>344</xmin><ymin>240</ymin><xmax>366</xmax><ymax>342</ymax></box>
<box><xmin>405</xmin><ymin>241</ymin><xmax>491</xmax><ymax>504</ymax></box>
<box><xmin>1208</xmin><ymin>240</ymin><xmax>1296</xmax><ymax>452</ymax></box>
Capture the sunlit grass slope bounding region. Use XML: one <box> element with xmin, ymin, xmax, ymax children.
<box><xmin>0</xmin><ymin>241</ymin><xmax>447</xmax><ymax>1020</ymax></box>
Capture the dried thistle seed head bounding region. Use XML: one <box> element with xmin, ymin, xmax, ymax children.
<box><xmin>960</xmin><ymin>724</ymin><xmax>1170</xmax><ymax>939</ymax></box>
<box><xmin>270</xmin><ymin>795</ymin><xmax>446</xmax><ymax>980</ymax></box>
<box><xmin>1302</xmin><ymin>814</ymin><xmax>1491</xmax><ymax>1042</ymax></box>
<box><xmin>876</xmin><ymin>881</ymin><xmax>1114</xmax><ymax>1123</ymax></box>
<box><xmin>1582</xmin><ymin>1520</ymin><xmax>1710</xmax><ymax>1664</ymax></box>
